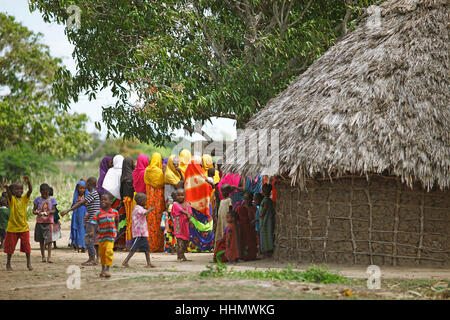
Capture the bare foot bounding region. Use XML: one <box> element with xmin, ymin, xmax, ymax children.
<box><xmin>144</xmin><ymin>264</ymin><xmax>155</xmax><ymax>268</ymax></box>
<box><xmin>27</xmin><ymin>265</ymin><xmax>33</xmax><ymax>271</ymax></box>
<box><xmin>41</xmin><ymin>258</ymin><xmax>46</xmax><ymax>263</ymax></box>
<box><xmin>103</xmin><ymin>271</ymin><xmax>111</xmax><ymax>278</ymax></box>
<box><xmin>122</xmin><ymin>262</ymin><xmax>129</xmax><ymax>267</ymax></box>
<box><xmin>47</xmin><ymin>260</ymin><xmax>53</xmax><ymax>263</ymax></box>
<box><xmin>6</xmin><ymin>265</ymin><xmax>13</xmax><ymax>271</ymax></box>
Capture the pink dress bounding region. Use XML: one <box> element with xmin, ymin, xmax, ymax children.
<box><xmin>171</xmin><ymin>202</ymin><xmax>191</xmax><ymax>241</ymax></box>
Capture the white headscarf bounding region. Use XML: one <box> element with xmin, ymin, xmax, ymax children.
<box><xmin>102</xmin><ymin>155</ymin><xmax>124</xmax><ymax>199</ymax></box>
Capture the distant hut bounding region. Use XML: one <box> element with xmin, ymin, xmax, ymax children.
<box><xmin>224</xmin><ymin>0</ymin><xmax>449</xmax><ymax>266</ymax></box>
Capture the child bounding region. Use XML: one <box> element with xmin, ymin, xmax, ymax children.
<box><xmin>253</xmin><ymin>193</ymin><xmax>263</xmax><ymax>256</ymax></box>
<box><xmin>122</xmin><ymin>193</ymin><xmax>155</xmax><ymax>268</ymax></box>
<box><xmin>33</xmin><ymin>183</ymin><xmax>57</xmax><ymax>263</ymax></box>
<box><xmin>215</xmin><ymin>184</ymin><xmax>233</xmax><ymax>247</ymax></box>
<box><xmin>90</xmin><ymin>192</ymin><xmax>118</xmax><ymax>278</ymax></box>
<box><xmin>65</xmin><ymin>181</ymin><xmax>88</xmax><ymax>252</ymax></box>
<box><xmin>213</xmin><ymin>207</ymin><xmax>240</xmax><ymax>263</ymax></box>
<box><xmin>0</xmin><ymin>196</ymin><xmax>10</xmax><ymax>249</ymax></box>
<box><xmin>3</xmin><ymin>177</ymin><xmax>33</xmax><ymax>271</ymax></box>
<box><xmin>48</xmin><ymin>187</ymin><xmax>61</xmax><ymax>249</ymax></box>
<box><xmin>171</xmin><ymin>189</ymin><xmax>192</xmax><ymax>262</ymax></box>
<box><xmin>61</xmin><ymin>177</ymin><xmax>101</xmax><ymax>266</ymax></box>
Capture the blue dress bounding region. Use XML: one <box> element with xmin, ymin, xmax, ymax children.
<box><xmin>70</xmin><ymin>181</ymin><xmax>88</xmax><ymax>248</ymax></box>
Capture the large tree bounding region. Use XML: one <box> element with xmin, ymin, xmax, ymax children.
<box><xmin>30</xmin><ymin>0</ymin><xmax>381</xmax><ymax>146</ymax></box>
<box><xmin>0</xmin><ymin>12</ymin><xmax>92</xmax><ymax>158</ymax></box>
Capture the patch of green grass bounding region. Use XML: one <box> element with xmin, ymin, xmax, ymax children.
<box><xmin>199</xmin><ymin>263</ymin><xmax>349</xmax><ymax>284</ymax></box>
<box><xmin>117</xmin><ymin>275</ymin><xmax>160</xmax><ymax>284</ymax></box>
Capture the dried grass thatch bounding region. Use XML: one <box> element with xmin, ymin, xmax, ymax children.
<box><xmin>224</xmin><ymin>0</ymin><xmax>449</xmax><ymax>191</ymax></box>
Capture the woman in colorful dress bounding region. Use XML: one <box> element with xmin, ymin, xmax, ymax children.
<box><xmin>163</xmin><ymin>155</ymin><xmax>183</xmax><ymax>253</ymax></box>
<box><xmin>184</xmin><ymin>158</ymin><xmax>215</xmax><ymax>253</ymax></box>
<box><xmin>144</xmin><ymin>153</ymin><xmax>165</xmax><ymax>252</ymax></box>
<box><xmin>201</xmin><ymin>154</ymin><xmax>221</xmax><ymax>239</ymax></box>
<box><xmin>236</xmin><ymin>191</ymin><xmax>257</xmax><ymax>261</ymax></box>
<box><xmin>120</xmin><ymin>156</ymin><xmax>135</xmax><ymax>250</ymax></box>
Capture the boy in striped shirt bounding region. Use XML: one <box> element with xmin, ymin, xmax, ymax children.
<box><xmin>89</xmin><ymin>192</ymin><xmax>118</xmax><ymax>278</ymax></box>
<box><xmin>61</xmin><ymin>177</ymin><xmax>101</xmax><ymax>266</ymax></box>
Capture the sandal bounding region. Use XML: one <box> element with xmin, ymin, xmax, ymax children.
<box><xmin>81</xmin><ymin>260</ymin><xmax>97</xmax><ymax>266</ymax></box>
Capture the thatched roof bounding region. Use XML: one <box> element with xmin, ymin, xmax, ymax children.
<box><xmin>224</xmin><ymin>0</ymin><xmax>449</xmax><ymax>190</ymax></box>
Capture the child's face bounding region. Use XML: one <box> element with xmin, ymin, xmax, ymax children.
<box><xmin>226</xmin><ymin>212</ymin><xmax>233</xmax><ymax>224</ymax></box>
<box><xmin>77</xmin><ymin>184</ymin><xmax>86</xmax><ymax>194</ymax></box>
<box><xmin>12</xmin><ymin>183</ymin><xmax>23</xmax><ymax>198</ymax></box>
<box><xmin>221</xmin><ymin>186</ymin><xmax>229</xmax><ymax>197</ymax></box>
<box><xmin>100</xmin><ymin>194</ymin><xmax>113</xmax><ymax>209</ymax></box>
<box><xmin>0</xmin><ymin>197</ymin><xmax>7</xmax><ymax>207</ymax></box>
<box><xmin>244</xmin><ymin>193</ymin><xmax>251</xmax><ymax>203</ymax></box>
<box><xmin>40</xmin><ymin>189</ymin><xmax>50</xmax><ymax>199</ymax></box>
<box><xmin>175</xmin><ymin>190</ymin><xmax>185</xmax><ymax>203</ymax></box>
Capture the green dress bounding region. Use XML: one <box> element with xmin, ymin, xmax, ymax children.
<box><xmin>259</xmin><ymin>196</ymin><xmax>275</xmax><ymax>253</ymax></box>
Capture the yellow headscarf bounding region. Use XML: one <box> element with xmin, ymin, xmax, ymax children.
<box><xmin>202</xmin><ymin>154</ymin><xmax>221</xmax><ymax>184</ymax></box>
<box><xmin>178</xmin><ymin>149</ymin><xmax>191</xmax><ymax>177</ymax></box>
<box><xmin>164</xmin><ymin>155</ymin><xmax>181</xmax><ymax>185</ymax></box>
<box><xmin>144</xmin><ymin>153</ymin><xmax>165</xmax><ymax>188</ymax></box>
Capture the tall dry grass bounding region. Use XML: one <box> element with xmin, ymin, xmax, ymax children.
<box><xmin>28</xmin><ymin>159</ymin><xmax>99</xmax><ymax>221</ymax></box>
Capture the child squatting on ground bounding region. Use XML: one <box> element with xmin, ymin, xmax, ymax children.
<box><xmin>89</xmin><ymin>192</ymin><xmax>118</xmax><ymax>278</ymax></box>
<box><xmin>33</xmin><ymin>183</ymin><xmax>57</xmax><ymax>263</ymax></box>
<box><xmin>3</xmin><ymin>177</ymin><xmax>33</xmax><ymax>271</ymax></box>
<box><xmin>122</xmin><ymin>192</ymin><xmax>155</xmax><ymax>268</ymax></box>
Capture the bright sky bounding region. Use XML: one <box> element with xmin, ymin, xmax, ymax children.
<box><xmin>0</xmin><ymin>0</ymin><xmax>236</xmax><ymax>142</ymax></box>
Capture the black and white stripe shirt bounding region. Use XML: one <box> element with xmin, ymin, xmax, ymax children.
<box><xmin>85</xmin><ymin>189</ymin><xmax>101</xmax><ymax>223</ymax></box>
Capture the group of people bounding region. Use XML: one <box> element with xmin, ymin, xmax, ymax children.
<box><xmin>0</xmin><ymin>149</ymin><xmax>277</xmax><ymax>277</ymax></box>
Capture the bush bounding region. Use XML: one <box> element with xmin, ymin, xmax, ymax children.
<box><xmin>0</xmin><ymin>144</ymin><xmax>57</xmax><ymax>182</ymax></box>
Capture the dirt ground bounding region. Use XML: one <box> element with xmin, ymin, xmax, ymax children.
<box><xmin>0</xmin><ymin>222</ymin><xmax>448</xmax><ymax>300</ymax></box>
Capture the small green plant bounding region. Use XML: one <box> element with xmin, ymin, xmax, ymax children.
<box><xmin>199</xmin><ymin>263</ymin><xmax>349</xmax><ymax>284</ymax></box>
<box><xmin>199</xmin><ymin>262</ymin><xmax>228</xmax><ymax>278</ymax></box>
<box><xmin>300</xmin><ymin>265</ymin><xmax>349</xmax><ymax>284</ymax></box>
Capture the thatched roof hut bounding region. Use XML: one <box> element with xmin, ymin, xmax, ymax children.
<box><xmin>224</xmin><ymin>0</ymin><xmax>449</xmax><ymax>266</ymax></box>
<box><xmin>226</xmin><ymin>0</ymin><xmax>449</xmax><ymax>191</ymax></box>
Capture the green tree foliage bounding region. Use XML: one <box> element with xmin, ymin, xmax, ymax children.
<box><xmin>0</xmin><ymin>144</ymin><xmax>57</xmax><ymax>182</ymax></box>
<box><xmin>30</xmin><ymin>0</ymin><xmax>381</xmax><ymax>146</ymax></box>
<box><xmin>0</xmin><ymin>13</ymin><xmax>92</xmax><ymax>158</ymax></box>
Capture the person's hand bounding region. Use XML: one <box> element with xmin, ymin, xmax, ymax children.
<box><xmin>23</xmin><ymin>176</ymin><xmax>30</xmax><ymax>184</ymax></box>
<box><xmin>60</xmin><ymin>210</ymin><xmax>68</xmax><ymax>217</ymax></box>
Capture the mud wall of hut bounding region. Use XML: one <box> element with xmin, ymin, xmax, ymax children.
<box><xmin>274</xmin><ymin>176</ymin><xmax>449</xmax><ymax>266</ymax></box>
